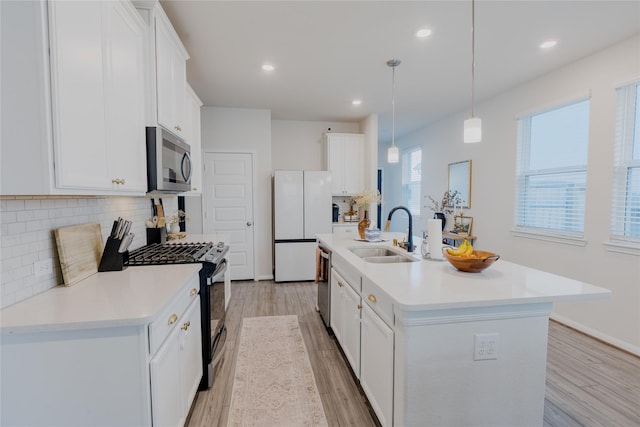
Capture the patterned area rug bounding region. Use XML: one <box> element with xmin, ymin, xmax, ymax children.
<box><xmin>227</xmin><ymin>315</ymin><xmax>328</xmax><ymax>427</ymax></box>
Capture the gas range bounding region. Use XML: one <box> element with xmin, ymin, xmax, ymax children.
<box><xmin>126</xmin><ymin>242</ymin><xmax>229</xmax><ymax>266</ymax></box>
<box><xmin>125</xmin><ymin>240</ymin><xmax>229</xmax><ymax>391</ymax></box>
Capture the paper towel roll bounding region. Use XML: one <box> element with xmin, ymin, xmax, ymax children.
<box><xmin>428</xmin><ymin>219</ymin><xmax>443</xmax><ymax>260</ymax></box>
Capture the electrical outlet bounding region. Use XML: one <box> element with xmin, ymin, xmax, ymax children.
<box><xmin>34</xmin><ymin>259</ymin><xmax>53</xmax><ymax>278</ymax></box>
<box><xmin>474</xmin><ymin>333</ymin><xmax>499</xmax><ymax>361</ymax></box>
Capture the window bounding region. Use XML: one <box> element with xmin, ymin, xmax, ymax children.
<box><xmin>402</xmin><ymin>147</ymin><xmax>422</xmax><ymax>216</ymax></box>
<box><xmin>514</xmin><ymin>98</ymin><xmax>590</xmax><ymax>239</ymax></box>
<box><xmin>611</xmin><ymin>82</ymin><xmax>640</xmax><ymax>245</ymax></box>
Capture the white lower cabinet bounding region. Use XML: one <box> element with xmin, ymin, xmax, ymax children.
<box><xmin>332</xmin><ymin>224</ymin><xmax>359</xmax><ymax>235</ymax></box>
<box><xmin>361</xmin><ymin>304</ymin><xmax>394</xmax><ymax>427</ymax></box>
<box><xmin>342</xmin><ymin>279</ymin><xmax>362</xmax><ymax>376</ymax></box>
<box><xmin>331</xmin><ymin>262</ymin><xmax>394</xmax><ymax>426</ymax></box>
<box><xmin>330</xmin><ymin>268</ymin><xmax>345</xmax><ymax>344</ymax></box>
<box><xmin>150</xmin><ymin>325</ymin><xmax>182</xmax><ymax>426</ymax></box>
<box><xmin>330</xmin><ymin>262</ymin><xmax>394</xmax><ymax>426</ymax></box>
<box><xmin>150</xmin><ymin>296</ymin><xmax>202</xmax><ymax>427</ymax></box>
<box><xmin>330</xmin><ymin>267</ymin><xmax>361</xmax><ymax>377</ymax></box>
<box><xmin>179</xmin><ymin>297</ymin><xmax>203</xmax><ymax>416</ymax></box>
<box><xmin>0</xmin><ymin>273</ymin><xmax>202</xmax><ymax>427</ymax></box>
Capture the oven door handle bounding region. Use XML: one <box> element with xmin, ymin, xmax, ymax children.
<box><xmin>208</xmin><ymin>260</ymin><xmax>228</xmax><ymax>284</ymax></box>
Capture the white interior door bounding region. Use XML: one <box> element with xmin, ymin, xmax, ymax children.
<box><xmin>203</xmin><ymin>152</ymin><xmax>254</xmax><ymax>280</ymax></box>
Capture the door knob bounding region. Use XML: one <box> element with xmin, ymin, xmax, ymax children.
<box><xmin>247</xmin><ymin>221</ymin><xmax>252</xmax><ymax>226</ymax></box>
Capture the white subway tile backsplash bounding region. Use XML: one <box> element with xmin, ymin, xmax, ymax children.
<box><xmin>0</xmin><ymin>195</ymin><xmax>178</xmax><ymax>309</ymax></box>
<box><xmin>1</xmin><ymin>211</ymin><xmax>17</xmax><ymax>223</ymax></box>
<box><xmin>5</xmin><ymin>200</ymin><xmax>25</xmax><ymax>211</ymax></box>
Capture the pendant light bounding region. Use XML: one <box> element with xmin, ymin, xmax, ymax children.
<box><xmin>464</xmin><ymin>0</ymin><xmax>481</xmax><ymax>143</ymax></box>
<box><xmin>387</xmin><ymin>59</ymin><xmax>401</xmax><ymax>163</ymax></box>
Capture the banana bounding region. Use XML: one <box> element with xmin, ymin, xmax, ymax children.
<box><xmin>463</xmin><ymin>241</ymin><xmax>474</xmax><ymax>256</ymax></box>
<box><xmin>447</xmin><ymin>239</ymin><xmax>469</xmax><ymax>256</ymax></box>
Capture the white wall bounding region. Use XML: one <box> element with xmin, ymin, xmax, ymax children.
<box><xmin>271</xmin><ymin>120</ymin><xmax>359</xmax><ymax>170</ymax></box>
<box><xmin>200</xmin><ymin>107</ymin><xmax>273</xmax><ymax>280</ymax></box>
<box><xmin>360</xmin><ymin>114</ymin><xmax>380</xmax><ymax>226</ymax></box>
<box><xmin>386</xmin><ymin>35</ymin><xmax>640</xmax><ymax>353</ymax></box>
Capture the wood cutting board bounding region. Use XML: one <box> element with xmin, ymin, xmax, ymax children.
<box><xmin>54</xmin><ymin>223</ymin><xmax>104</xmax><ymax>286</ymax></box>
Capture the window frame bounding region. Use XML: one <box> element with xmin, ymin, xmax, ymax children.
<box><xmin>606</xmin><ymin>79</ymin><xmax>640</xmax><ymax>255</ymax></box>
<box><xmin>401</xmin><ymin>146</ymin><xmax>422</xmax><ymax>217</ymax></box>
<box><xmin>512</xmin><ymin>96</ymin><xmax>591</xmax><ymax>246</ymax></box>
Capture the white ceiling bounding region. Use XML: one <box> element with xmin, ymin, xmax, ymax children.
<box><xmin>160</xmin><ymin>0</ymin><xmax>640</xmax><ymax>141</ymax></box>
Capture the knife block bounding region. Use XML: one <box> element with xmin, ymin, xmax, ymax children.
<box><xmin>98</xmin><ymin>237</ymin><xmax>128</xmax><ymax>272</ymax></box>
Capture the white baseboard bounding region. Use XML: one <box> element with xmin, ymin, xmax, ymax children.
<box><xmin>255</xmin><ymin>274</ymin><xmax>274</xmax><ymax>281</ymax></box>
<box><xmin>550</xmin><ymin>313</ymin><xmax>640</xmax><ymax>357</ymax></box>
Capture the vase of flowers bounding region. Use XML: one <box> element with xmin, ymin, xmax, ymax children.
<box><xmin>427</xmin><ymin>190</ymin><xmax>463</xmax><ymax>231</ymax></box>
<box><xmin>167</xmin><ymin>210</ymin><xmax>188</xmax><ymax>234</ymax></box>
<box><xmin>351</xmin><ymin>190</ymin><xmax>381</xmax><ymax>239</ymax></box>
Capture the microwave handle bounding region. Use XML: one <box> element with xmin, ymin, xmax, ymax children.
<box><xmin>181</xmin><ymin>152</ymin><xmax>192</xmax><ymax>183</ymax></box>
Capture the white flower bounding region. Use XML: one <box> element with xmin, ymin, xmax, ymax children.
<box><xmin>351</xmin><ymin>190</ymin><xmax>381</xmax><ymax>208</ymax></box>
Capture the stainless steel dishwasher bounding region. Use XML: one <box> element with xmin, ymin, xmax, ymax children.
<box><xmin>317</xmin><ymin>244</ymin><xmax>331</xmax><ymax>329</ymax></box>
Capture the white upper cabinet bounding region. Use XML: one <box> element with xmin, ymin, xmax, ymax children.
<box><xmin>325</xmin><ymin>133</ymin><xmax>365</xmax><ymax>196</ymax></box>
<box><xmin>182</xmin><ymin>83</ymin><xmax>203</xmax><ymax>195</ymax></box>
<box><xmin>135</xmin><ymin>1</ymin><xmax>189</xmax><ymax>138</ymax></box>
<box><xmin>50</xmin><ymin>0</ymin><xmax>147</xmax><ymax>193</ymax></box>
<box><xmin>155</xmin><ymin>11</ymin><xmax>188</xmax><ymax>137</ymax></box>
<box><xmin>0</xmin><ymin>0</ymin><xmax>147</xmax><ymax>195</ymax></box>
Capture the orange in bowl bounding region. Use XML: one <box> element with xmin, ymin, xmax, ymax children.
<box><xmin>443</xmin><ymin>249</ymin><xmax>500</xmax><ymax>273</ymax></box>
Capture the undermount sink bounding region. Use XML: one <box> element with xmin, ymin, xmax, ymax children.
<box><xmin>362</xmin><ymin>255</ymin><xmax>419</xmax><ymax>263</ymax></box>
<box><xmin>349</xmin><ymin>246</ymin><xmax>419</xmax><ymax>263</ymax></box>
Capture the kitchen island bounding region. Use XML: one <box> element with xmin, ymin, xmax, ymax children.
<box><xmin>317</xmin><ymin>232</ymin><xmax>610</xmax><ymax>427</ymax></box>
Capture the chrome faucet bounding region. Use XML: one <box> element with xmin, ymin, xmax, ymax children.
<box><xmin>384</xmin><ymin>206</ymin><xmax>414</xmax><ymax>252</ymax></box>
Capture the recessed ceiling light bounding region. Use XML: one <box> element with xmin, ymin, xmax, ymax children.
<box><xmin>539</xmin><ymin>40</ymin><xmax>557</xmax><ymax>49</ymax></box>
<box><xmin>352</xmin><ymin>100</ymin><xmax>362</xmax><ymax>106</ymax></box>
<box><xmin>415</xmin><ymin>28</ymin><xmax>432</xmax><ymax>38</ymax></box>
<box><xmin>261</xmin><ymin>64</ymin><xmax>275</xmax><ymax>71</ymax></box>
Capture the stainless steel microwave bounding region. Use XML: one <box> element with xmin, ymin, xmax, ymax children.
<box><xmin>146</xmin><ymin>127</ymin><xmax>192</xmax><ymax>193</ymax></box>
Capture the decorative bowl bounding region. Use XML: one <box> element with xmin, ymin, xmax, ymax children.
<box><xmin>442</xmin><ymin>249</ymin><xmax>500</xmax><ymax>273</ymax></box>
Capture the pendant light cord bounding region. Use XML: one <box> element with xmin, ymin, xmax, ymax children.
<box><xmin>392</xmin><ymin>65</ymin><xmax>396</xmax><ymax>147</ymax></box>
<box><xmin>471</xmin><ymin>0</ymin><xmax>476</xmax><ymax>117</ymax></box>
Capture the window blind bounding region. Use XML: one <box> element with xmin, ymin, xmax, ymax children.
<box><xmin>515</xmin><ymin>99</ymin><xmax>590</xmax><ymax>237</ymax></box>
<box><xmin>610</xmin><ymin>82</ymin><xmax>640</xmax><ymax>242</ymax></box>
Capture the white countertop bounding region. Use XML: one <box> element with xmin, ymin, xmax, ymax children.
<box><xmin>318</xmin><ymin>232</ymin><xmax>611</xmax><ymax>311</ymax></box>
<box><xmin>0</xmin><ymin>264</ymin><xmax>201</xmax><ymax>334</ymax></box>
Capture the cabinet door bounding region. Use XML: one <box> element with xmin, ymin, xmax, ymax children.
<box><xmin>155</xmin><ymin>16</ymin><xmax>186</xmax><ymax>137</ymax></box>
<box><xmin>343</xmin><ymin>136</ymin><xmax>364</xmax><ymax>195</ymax></box>
<box><xmin>361</xmin><ymin>304</ymin><xmax>394</xmax><ymax>427</ymax></box>
<box><xmin>49</xmin><ymin>1</ymin><xmax>110</xmax><ymax>190</ymax></box>
<box><xmin>184</xmin><ymin>85</ymin><xmax>203</xmax><ymax>193</ymax></box>
<box><xmin>150</xmin><ymin>326</ymin><xmax>184</xmax><ymax>427</ymax></box>
<box><xmin>104</xmin><ymin>0</ymin><xmax>147</xmax><ymax>192</ymax></box>
<box><xmin>180</xmin><ymin>297</ymin><xmax>202</xmax><ymax>411</ymax></box>
<box><xmin>342</xmin><ymin>282</ymin><xmax>362</xmax><ymax>378</ymax></box>
<box><xmin>327</xmin><ymin>139</ymin><xmax>345</xmax><ymax>195</ymax></box>
<box><xmin>330</xmin><ymin>268</ymin><xmax>344</xmax><ymax>344</ymax></box>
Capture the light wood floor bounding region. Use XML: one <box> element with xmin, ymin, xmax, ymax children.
<box><xmin>187</xmin><ymin>281</ymin><xmax>640</xmax><ymax>427</ymax></box>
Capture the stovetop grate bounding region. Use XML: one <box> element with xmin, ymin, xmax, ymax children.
<box><xmin>127</xmin><ymin>242</ymin><xmax>216</xmax><ymax>265</ymax></box>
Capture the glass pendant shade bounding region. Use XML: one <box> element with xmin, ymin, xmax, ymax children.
<box><xmin>387</xmin><ymin>145</ymin><xmax>399</xmax><ymax>163</ymax></box>
<box><xmin>464</xmin><ymin>116</ymin><xmax>482</xmax><ymax>143</ymax></box>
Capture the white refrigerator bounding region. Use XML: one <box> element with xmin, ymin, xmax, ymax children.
<box><xmin>274</xmin><ymin>170</ymin><xmax>332</xmax><ymax>282</ymax></box>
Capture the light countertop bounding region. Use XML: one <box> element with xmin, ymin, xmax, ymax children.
<box><xmin>317</xmin><ymin>232</ymin><xmax>611</xmax><ymax>312</ymax></box>
<box><xmin>0</xmin><ymin>264</ymin><xmax>201</xmax><ymax>334</ymax></box>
